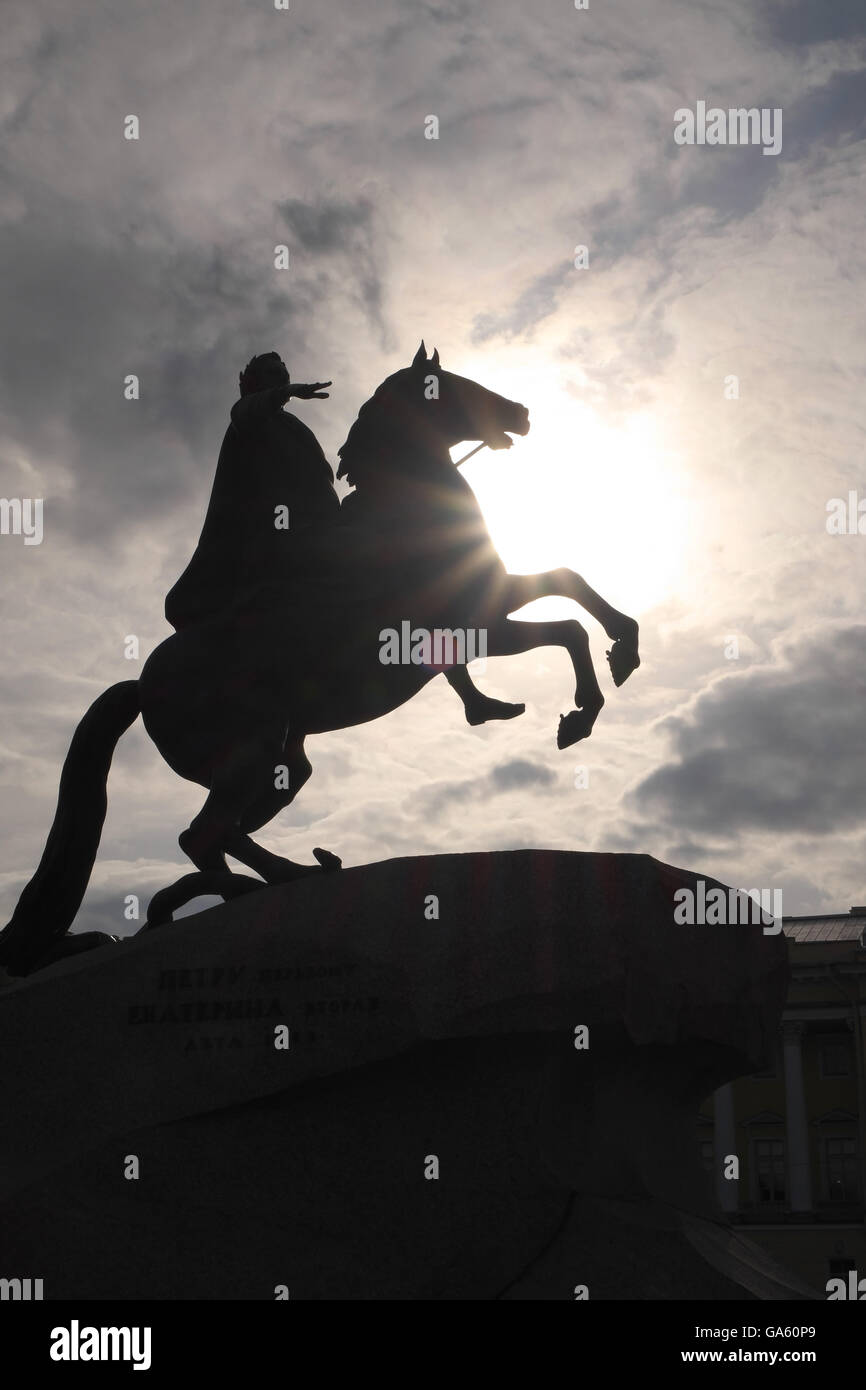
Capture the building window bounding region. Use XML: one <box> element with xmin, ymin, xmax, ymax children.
<box><xmin>824</xmin><ymin>1138</ymin><xmax>860</xmax><ymax>1203</ymax></box>
<box><xmin>754</xmin><ymin>1139</ymin><xmax>786</xmax><ymax>1205</ymax></box>
<box><xmin>820</xmin><ymin>1041</ymin><xmax>852</xmax><ymax>1077</ymax></box>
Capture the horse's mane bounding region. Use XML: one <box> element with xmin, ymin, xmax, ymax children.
<box><xmin>337</xmin><ymin>369</ymin><xmax>430</xmax><ymax>489</ymax></box>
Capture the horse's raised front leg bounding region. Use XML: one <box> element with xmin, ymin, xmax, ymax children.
<box><xmin>484</xmin><ymin>616</ymin><xmax>604</xmax><ymax>748</ymax></box>
<box><xmin>503</xmin><ymin>570</ymin><xmax>640</xmax><ymax>687</ymax></box>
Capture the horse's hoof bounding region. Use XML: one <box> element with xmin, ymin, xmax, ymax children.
<box><xmin>606</xmin><ymin>638</ymin><xmax>640</xmax><ymax>687</ymax></box>
<box><xmin>557</xmin><ymin>709</ymin><xmax>598</xmax><ymax>749</ymax></box>
<box><xmin>313</xmin><ymin>847</ymin><xmax>342</xmax><ymax>872</ymax></box>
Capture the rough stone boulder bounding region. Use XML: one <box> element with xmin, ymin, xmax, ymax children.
<box><xmin>0</xmin><ymin>850</ymin><xmax>814</xmax><ymax>1299</ymax></box>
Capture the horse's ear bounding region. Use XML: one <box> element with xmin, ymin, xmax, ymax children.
<box><xmin>431</xmin><ymin>347</ymin><xmax>440</xmax><ymax>367</ymax></box>
<box><xmin>411</xmin><ymin>341</ymin><xmax>427</xmax><ymax>369</ymax></box>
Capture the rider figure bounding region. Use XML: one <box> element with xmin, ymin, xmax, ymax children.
<box><xmin>165</xmin><ymin>352</ymin><xmax>523</xmax><ymax>726</ymax></box>
<box><xmin>165</xmin><ymin>352</ymin><xmax>335</xmax><ymax>631</ymax></box>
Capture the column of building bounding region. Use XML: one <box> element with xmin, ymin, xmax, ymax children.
<box><xmin>782</xmin><ymin>1020</ymin><xmax>812</xmax><ymax>1212</ymax></box>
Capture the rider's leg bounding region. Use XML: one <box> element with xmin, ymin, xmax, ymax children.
<box><xmin>443</xmin><ymin>665</ymin><xmax>525</xmax><ymax>725</ymax></box>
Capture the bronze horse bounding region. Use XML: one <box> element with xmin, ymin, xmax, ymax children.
<box><xmin>0</xmin><ymin>344</ymin><xmax>639</xmax><ymax>974</ymax></box>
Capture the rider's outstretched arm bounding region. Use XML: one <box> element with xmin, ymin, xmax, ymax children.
<box><xmin>230</xmin><ymin>381</ymin><xmax>331</xmax><ymax>434</ymax></box>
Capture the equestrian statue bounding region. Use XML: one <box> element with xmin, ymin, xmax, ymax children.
<box><xmin>0</xmin><ymin>343</ymin><xmax>639</xmax><ymax>974</ymax></box>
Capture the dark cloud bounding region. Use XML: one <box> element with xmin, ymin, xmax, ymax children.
<box><xmin>471</xmin><ymin>263</ymin><xmax>571</xmax><ymax>343</ymax></box>
<box><xmin>662</xmin><ymin>840</ymin><xmax>740</xmax><ymax>863</ymax></box>
<box><xmin>761</xmin><ymin>0</ymin><xmax>866</xmax><ymax>45</ymax></box>
<box><xmin>490</xmin><ymin>758</ymin><xmax>557</xmax><ymax>791</ymax></box>
<box><xmin>279</xmin><ymin>196</ymin><xmax>373</xmax><ymax>254</ymax></box>
<box><xmin>678</xmin><ymin>142</ymin><xmax>781</xmax><ymax>222</ymax></box>
<box><xmin>279</xmin><ymin>194</ymin><xmax>386</xmax><ymax>332</ymax></box>
<box><xmin>0</xmin><ymin>219</ymin><xmax>321</xmax><ymax>547</ymax></box>
<box><xmin>417</xmin><ymin>756</ymin><xmax>557</xmax><ymax>819</ymax></box>
<box><xmin>782</xmin><ymin>67</ymin><xmax>866</xmax><ymax>159</ymax></box>
<box><xmin>631</xmin><ymin>625</ymin><xmax>866</xmax><ymax>837</ymax></box>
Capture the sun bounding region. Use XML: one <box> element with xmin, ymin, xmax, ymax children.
<box><xmin>451</xmin><ymin>357</ymin><xmax>689</xmax><ymax>619</ymax></box>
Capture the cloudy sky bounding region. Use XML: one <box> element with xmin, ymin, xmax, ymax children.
<box><xmin>1</xmin><ymin>0</ymin><xmax>864</xmax><ymax>941</ymax></box>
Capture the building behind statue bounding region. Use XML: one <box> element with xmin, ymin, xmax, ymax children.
<box><xmin>698</xmin><ymin>905</ymin><xmax>866</xmax><ymax>1293</ymax></box>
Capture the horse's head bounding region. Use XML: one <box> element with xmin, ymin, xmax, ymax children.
<box><xmin>403</xmin><ymin>341</ymin><xmax>530</xmax><ymax>452</ymax></box>
<box><xmin>336</xmin><ymin>343</ymin><xmax>530</xmax><ymax>487</ymax></box>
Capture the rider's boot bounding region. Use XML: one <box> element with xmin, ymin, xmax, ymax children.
<box><xmin>444</xmin><ymin>666</ymin><xmax>525</xmax><ymax>725</ymax></box>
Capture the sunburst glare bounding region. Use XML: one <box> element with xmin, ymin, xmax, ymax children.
<box><xmin>452</xmin><ymin>359</ymin><xmax>690</xmax><ymax>619</ymax></box>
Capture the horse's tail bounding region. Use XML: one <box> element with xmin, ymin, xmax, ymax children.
<box><xmin>0</xmin><ymin>680</ymin><xmax>141</xmax><ymax>974</ymax></box>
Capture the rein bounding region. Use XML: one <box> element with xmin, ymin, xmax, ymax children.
<box><xmin>452</xmin><ymin>442</ymin><xmax>488</xmax><ymax>467</ymax></box>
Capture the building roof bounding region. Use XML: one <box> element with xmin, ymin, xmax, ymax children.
<box><xmin>783</xmin><ymin>913</ymin><xmax>866</xmax><ymax>945</ymax></box>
